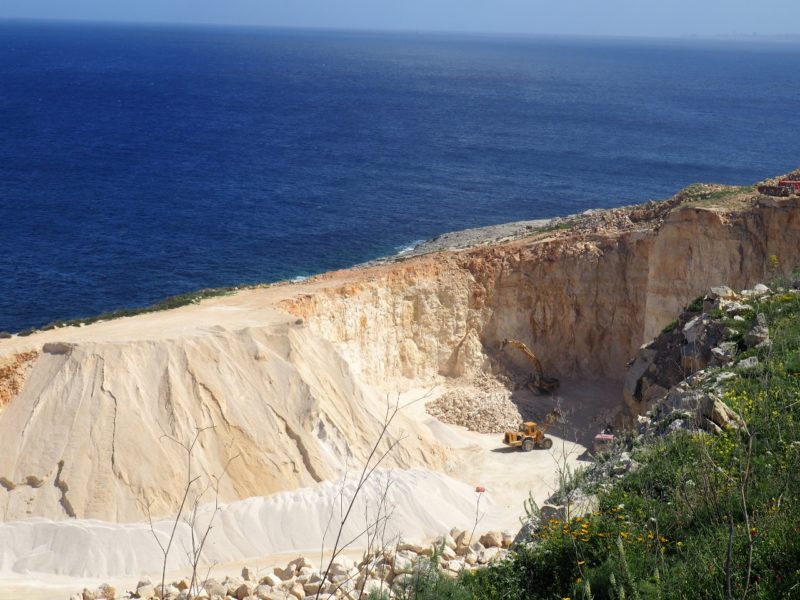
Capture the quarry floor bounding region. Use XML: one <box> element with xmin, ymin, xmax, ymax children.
<box><xmin>0</xmin><ymin>377</ymin><xmax>620</xmax><ymax>600</ymax></box>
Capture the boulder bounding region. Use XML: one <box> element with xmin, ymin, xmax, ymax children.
<box><xmin>223</xmin><ymin>576</ymin><xmax>245</xmax><ymax>596</ymax></box>
<box><xmin>235</xmin><ymin>583</ymin><xmax>253</xmax><ymax>600</ymax></box>
<box><xmin>393</xmin><ymin>553</ymin><xmax>415</xmax><ymax>574</ymax></box>
<box><xmin>667</xmin><ymin>419</ymin><xmax>689</xmax><ymax>433</ymax></box>
<box><xmin>288</xmin><ymin>557</ymin><xmax>313</xmax><ymax>572</ymax></box>
<box><xmin>360</xmin><ymin>579</ymin><xmax>386</xmax><ymax>598</ymax></box>
<box><xmin>699</xmin><ymin>396</ymin><xmax>743</xmax><ymax>430</ymax></box>
<box><xmin>397</xmin><ymin>540</ymin><xmax>428</xmax><ymax>555</ymax></box>
<box><xmin>449</xmin><ymin>528</ymin><xmax>466</xmax><ymax>544</ymax></box>
<box><xmin>501</xmin><ymin>530</ymin><xmax>515</xmax><ymax>548</ymax></box>
<box><xmin>259</xmin><ymin>574</ymin><xmax>283</xmax><ymax>588</ymax></box>
<box><xmin>681</xmin><ymin>343</ymin><xmax>708</xmax><ymax>372</ymax></box>
<box><xmin>478</xmin><ymin>547</ymin><xmax>501</xmax><ymax>564</ymax></box>
<box><xmin>453</xmin><ymin>529</ymin><xmax>469</xmax><ymax>548</ymax></box>
<box><xmin>288</xmin><ymin>583</ymin><xmax>305</xmax><ymax>599</ymax></box>
<box><xmin>136</xmin><ymin>584</ymin><xmax>155</xmax><ymax>600</ymax></box>
<box><xmin>744</xmin><ymin>314</ymin><xmax>770</xmax><ymax>348</ymax></box>
<box><xmin>328</xmin><ymin>561</ymin><xmax>351</xmax><ymax>578</ymax></box>
<box><xmin>511</xmin><ymin>520</ymin><xmax>538</xmax><ymax>547</ymax></box>
<box><xmin>468</xmin><ymin>541</ymin><xmax>485</xmax><ymax>555</ymax></box>
<box><xmin>445</xmin><ymin>559</ymin><xmax>463</xmax><ymax>574</ymax></box>
<box><xmin>82</xmin><ymin>589</ymin><xmax>95</xmax><ymax>600</ymax></box>
<box><xmin>738</xmin><ymin>356</ymin><xmax>760</xmax><ymax>370</ymax></box>
<box><xmin>94</xmin><ymin>584</ymin><xmax>116</xmax><ymax>599</ymax></box>
<box><xmin>242</xmin><ymin>566</ymin><xmax>254</xmax><ymax>582</ymax></box>
<box><xmin>741</xmin><ymin>285</ymin><xmax>770</xmax><ymax>298</ymax></box>
<box><xmin>390</xmin><ymin>573</ymin><xmax>414</xmax><ymax>593</ymax></box>
<box><xmin>710</xmin><ymin>286</ymin><xmax>737</xmax><ymax>300</ymax></box>
<box><xmin>479</xmin><ymin>531</ymin><xmax>503</xmax><ymax>548</ymax></box>
<box><xmin>203</xmin><ymin>580</ymin><xmax>226</xmax><ymax>599</ymax></box>
<box><xmin>711</xmin><ymin>341</ymin><xmax>737</xmax><ymax>365</ymax></box>
<box><xmin>539</xmin><ymin>503</ymin><xmax>566</xmax><ymax>522</ymax></box>
<box><xmin>623</xmin><ymin>347</ymin><xmax>657</xmax><ymax>409</ymax></box>
<box><xmin>253</xmin><ymin>585</ymin><xmax>278</xmax><ymax>600</ymax></box>
<box><xmin>332</xmin><ymin>572</ymin><xmax>353</xmax><ymax>585</ymax></box>
<box><xmin>667</xmin><ymin>388</ymin><xmax>705</xmax><ymax>411</ymax></box>
<box><xmin>274</xmin><ymin>565</ymin><xmax>296</xmax><ymax>581</ymax></box>
<box><xmin>302</xmin><ymin>580</ymin><xmax>322</xmax><ymax>596</ymax></box>
<box><xmin>157</xmin><ymin>585</ymin><xmax>180</xmax><ymax>599</ymax></box>
<box><xmin>722</xmin><ymin>301</ymin><xmax>749</xmax><ymax>316</ymax></box>
<box><xmin>334</xmin><ymin>579</ymin><xmax>357</xmax><ymax>598</ymax></box>
<box><xmin>297</xmin><ymin>566</ymin><xmax>315</xmax><ymax>581</ymax></box>
<box><xmin>699</xmin><ymin>417</ymin><xmax>723</xmax><ymax>435</ymax></box>
<box><xmin>641</xmin><ymin>382</ymin><xmax>668</xmax><ymax>405</ymax></box>
<box><xmin>682</xmin><ymin>316</ymin><xmax>706</xmax><ymax>344</ymax></box>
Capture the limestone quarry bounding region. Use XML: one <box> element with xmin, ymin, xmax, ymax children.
<box><xmin>1</xmin><ymin>178</ymin><xmax>799</xmax><ymax>598</ymax></box>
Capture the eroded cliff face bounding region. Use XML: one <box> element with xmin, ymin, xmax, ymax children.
<box><xmin>283</xmin><ymin>234</ymin><xmax>653</xmax><ymax>384</ymax></box>
<box><xmin>643</xmin><ymin>197</ymin><xmax>800</xmax><ymax>340</ymax></box>
<box><xmin>285</xmin><ymin>197</ymin><xmax>800</xmax><ymax>387</ymax></box>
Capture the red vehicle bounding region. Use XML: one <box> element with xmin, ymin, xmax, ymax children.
<box><xmin>757</xmin><ymin>179</ymin><xmax>800</xmax><ymax>197</ymax></box>
<box><xmin>778</xmin><ymin>179</ymin><xmax>800</xmax><ymax>191</ymax></box>
<box><xmin>593</xmin><ymin>432</ymin><xmax>614</xmax><ymax>453</ymax></box>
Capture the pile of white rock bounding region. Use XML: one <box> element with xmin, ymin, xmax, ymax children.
<box><xmin>426</xmin><ymin>375</ymin><xmax>520</xmax><ymax>434</ymax></box>
<box><xmin>72</xmin><ymin>529</ymin><xmax>515</xmax><ymax>600</ymax></box>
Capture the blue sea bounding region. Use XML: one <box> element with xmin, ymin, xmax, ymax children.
<box><xmin>1</xmin><ymin>21</ymin><xmax>799</xmax><ymax>332</ymax></box>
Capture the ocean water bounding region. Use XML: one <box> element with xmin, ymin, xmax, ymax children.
<box><xmin>1</xmin><ymin>22</ymin><xmax>799</xmax><ymax>332</ymax></box>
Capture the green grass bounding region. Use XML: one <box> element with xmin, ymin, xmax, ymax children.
<box><xmin>536</xmin><ymin>219</ymin><xmax>577</xmax><ymax>234</ymax></box>
<box><xmin>661</xmin><ymin>319</ymin><xmax>678</xmax><ymax>334</ymax></box>
<box><xmin>678</xmin><ymin>184</ymin><xmax>757</xmax><ymax>209</ymax></box>
<box><xmin>686</xmin><ymin>295</ymin><xmax>705</xmax><ymax>313</ymax></box>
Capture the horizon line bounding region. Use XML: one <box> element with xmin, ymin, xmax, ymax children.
<box><xmin>2</xmin><ymin>15</ymin><xmax>800</xmax><ymax>44</ymax></box>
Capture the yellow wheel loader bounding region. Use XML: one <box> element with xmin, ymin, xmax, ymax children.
<box><xmin>503</xmin><ymin>410</ymin><xmax>561</xmax><ymax>452</ymax></box>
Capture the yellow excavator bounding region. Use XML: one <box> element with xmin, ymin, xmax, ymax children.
<box><xmin>499</xmin><ymin>338</ymin><xmax>560</xmax><ymax>394</ymax></box>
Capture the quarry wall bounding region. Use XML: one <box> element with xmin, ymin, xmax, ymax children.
<box><xmin>286</xmin><ymin>198</ymin><xmax>800</xmax><ymax>386</ymax></box>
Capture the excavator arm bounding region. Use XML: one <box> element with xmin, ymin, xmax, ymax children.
<box><xmin>499</xmin><ymin>338</ymin><xmax>545</xmax><ymax>380</ymax></box>
<box><xmin>499</xmin><ymin>338</ymin><xmax>560</xmax><ymax>393</ymax></box>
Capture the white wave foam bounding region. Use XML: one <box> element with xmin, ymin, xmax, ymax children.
<box><xmin>394</xmin><ymin>240</ymin><xmax>424</xmax><ymax>256</ymax></box>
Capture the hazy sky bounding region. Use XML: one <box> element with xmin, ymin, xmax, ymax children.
<box><xmin>1</xmin><ymin>0</ymin><xmax>797</xmax><ymax>38</ymax></box>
